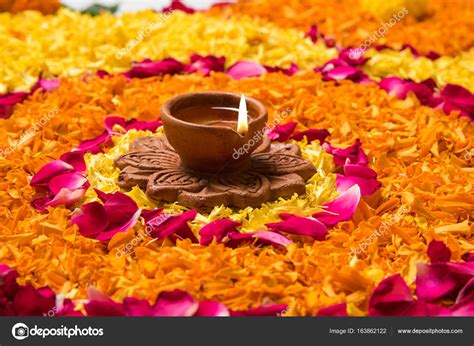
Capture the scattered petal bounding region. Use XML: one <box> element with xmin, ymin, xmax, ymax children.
<box><xmin>266</xmin><ymin>214</ymin><xmax>328</xmax><ymax>240</ymax></box>
<box><xmin>227</xmin><ymin>61</ymin><xmax>266</xmax><ymax>80</ymax></box>
<box><xmin>199</xmin><ymin>219</ymin><xmax>241</xmax><ymax>245</ymax></box>
<box><xmin>427</xmin><ymin>240</ymin><xmax>452</xmax><ymax>263</ymax></box>
<box><xmin>184</xmin><ymin>54</ymin><xmax>225</xmax><ymax>76</ymax></box>
<box><xmin>316</xmin><ymin>303</ymin><xmax>347</xmax><ymax>316</ymax></box>
<box><xmin>0</xmin><ymin>91</ymin><xmax>29</xmax><ymax>119</ymax></box>
<box><xmin>147</xmin><ymin>210</ymin><xmax>198</xmax><ymax>243</ymax></box>
<box><xmin>227</xmin><ymin>230</ymin><xmax>292</xmax><ymax>248</ymax></box>
<box><xmin>152</xmin><ymin>290</ymin><xmax>199</xmax><ymax>316</ymax></box>
<box><xmin>290</xmin><ymin>128</ymin><xmax>330</xmax><ymax>143</ymax></box>
<box><xmin>312</xmin><ymin>185</ymin><xmax>361</xmax><ymax>227</ymax></box>
<box><xmin>415</xmin><ymin>262</ymin><xmax>474</xmax><ymax>302</ymax></box>
<box><xmin>266</xmin><ymin>122</ymin><xmax>297</xmax><ymax>142</ymax></box>
<box><xmin>194</xmin><ymin>301</ymin><xmax>230</xmax><ymax>316</ymax></box>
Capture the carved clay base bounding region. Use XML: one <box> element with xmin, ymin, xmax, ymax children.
<box><xmin>115</xmin><ymin>136</ymin><xmax>316</xmax><ymax>212</ymax></box>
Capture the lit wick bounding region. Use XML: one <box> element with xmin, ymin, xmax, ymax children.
<box><xmin>237</xmin><ymin>94</ymin><xmax>248</xmax><ymax>135</ymax></box>
<box><xmin>210</xmin><ymin>94</ymin><xmax>249</xmax><ymax>135</ymax></box>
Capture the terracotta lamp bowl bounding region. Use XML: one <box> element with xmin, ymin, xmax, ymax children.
<box><xmin>161</xmin><ymin>91</ymin><xmax>268</xmax><ymax>173</ymax></box>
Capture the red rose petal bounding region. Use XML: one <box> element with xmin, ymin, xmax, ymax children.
<box><xmin>266</xmin><ymin>122</ymin><xmax>297</xmax><ymax>142</ymax></box>
<box><xmin>30</xmin><ymin>160</ymin><xmax>74</xmax><ymax>187</ymax></box>
<box><xmin>199</xmin><ymin>219</ymin><xmax>241</xmax><ymax>245</ymax></box>
<box><xmin>266</xmin><ymin>214</ymin><xmax>328</xmax><ymax>240</ymax></box>
<box><xmin>290</xmin><ymin>128</ymin><xmax>330</xmax><ymax>143</ymax></box>
<box><xmin>427</xmin><ymin>240</ymin><xmax>452</xmax><ymax>263</ymax></box>
<box><xmin>316</xmin><ymin>303</ymin><xmax>347</xmax><ymax>316</ymax></box>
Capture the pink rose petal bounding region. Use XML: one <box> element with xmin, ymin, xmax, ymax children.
<box><xmin>230</xmin><ymin>304</ymin><xmax>288</xmax><ymax>316</ymax></box>
<box><xmin>49</xmin><ymin>172</ymin><xmax>88</xmax><ymax>195</ymax></box>
<box><xmin>12</xmin><ymin>285</ymin><xmax>56</xmax><ymax>316</ymax></box>
<box><xmin>199</xmin><ymin>219</ymin><xmax>241</xmax><ymax>245</ymax></box>
<box><xmin>264</xmin><ymin>63</ymin><xmax>299</xmax><ymax>76</ymax></box>
<box><xmin>266</xmin><ymin>122</ymin><xmax>297</xmax><ymax>142</ymax></box>
<box><xmin>227</xmin><ymin>61</ymin><xmax>267</xmax><ymax>80</ymax></box>
<box><xmin>71</xmin><ymin>202</ymin><xmax>109</xmax><ymax>237</ymax></box>
<box><xmin>125</xmin><ymin>58</ymin><xmax>185</xmax><ymax>79</ymax></box>
<box><xmin>184</xmin><ymin>54</ymin><xmax>225</xmax><ymax>76</ymax></box>
<box><xmin>305</xmin><ymin>25</ymin><xmax>318</xmax><ymax>43</ymax></box>
<box><xmin>72</xmin><ymin>191</ymin><xmax>140</xmax><ymax>241</ymax></box>
<box><xmin>60</xmin><ymin>151</ymin><xmax>86</xmax><ymax>172</ymax></box>
<box><xmin>266</xmin><ymin>214</ymin><xmax>328</xmax><ymax>240</ymax></box>
<box><xmin>84</xmin><ymin>288</ymin><xmax>125</xmax><ymax>316</ymax></box>
<box><xmin>152</xmin><ymin>290</ymin><xmax>199</xmax><ymax>316</ymax></box>
<box><xmin>335</xmin><ymin>174</ymin><xmax>380</xmax><ymax>196</ymax></box>
<box><xmin>440</xmin><ymin>84</ymin><xmax>474</xmax><ymax>120</ymax></box>
<box><xmin>415</xmin><ymin>261</ymin><xmax>474</xmax><ymax>302</ymax></box>
<box><xmin>0</xmin><ymin>91</ymin><xmax>29</xmax><ymax>118</ymax></box>
<box><xmin>122</xmin><ymin>297</ymin><xmax>154</xmax><ymax>316</ymax></box>
<box><xmin>32</xmin><ymin>79</ymin><xmax>60</xmax><ymax>93</ymax></box>
<box><xmin>141</xmin><ymin>208</ymin><xmax>163</xmax><ymax>223</ymax></box>
<box><xmin>312</xmin><ymin>185</ymin><xmax>361</xmax><ymax>227</ymax></box>
<box><xmin>30</xmin><ymin>160</ymin><xmax>74</xmax><ymax>187</ymax></box>
<box><xmin>316</xmin><ymin>303</ymin><xmax>347</xmax><ymax>316</ymax></box>
<box><xmin>194</xmin><ymin>301</ymin><xmax>230</xmax><ymax>316</ymax></box>
<box><xmin>450</xmin><ymin>277</ymin><xmax>474</xmax><ymax>316</ymax></box>
<box><xmin>147</xmin><ymin>210</ymin><xmax>198</xmax><ymax>243</ymax></box>
<box><xmin>104</xmin><ymin>116</ymin><xmax>127</xmax><ymax>134</ymax></box>
<box><xmin>43</xmin><ymin>185</ymin><xmax>89</xmax><ymax>208</ymax></box>
<box><xmin>125</xmin><ymin>118</ymin><xmax>162</xmax><ymax>132</ymax></box>
<box><xmin>462</xmin><ymin>253</ymin><xmax>474</xmax><ymax>262</ymax></box>
<box><xmin>427</xmin><ymin>240</ymin><xmax>451</xmax><ymax>263</ymax></box>
<box><xmin>290</xmin><ymin>128</ymin><xmax>330</xmax><ymax>143</ymax></box>
<box><xmin>369</xmin><ymin>274</ymin><xmax>417</xmax><ymax>316</ymax></box>
<box><xmin>226</xmin><ymin>230</ymin><xmax>292</xmax><ymax>248</ymax></box>
<box><xmin>323</xmin><ymin>66</ymin><xmax>363</xmax><ymax>82</ymax></box>
<box><xmin>339</xmin><ymin>48</ymin><xmax>369</xmax><ymax>66</ymax></box>
<box><xmin>73</xmin><ymin>130</ymin><xmax>110</xmax><ymax>154</ymax></box>
<box><xmin>322</xmin><ymin>140</ymin><xmax>368</xmax><ymax>167</ymax></box>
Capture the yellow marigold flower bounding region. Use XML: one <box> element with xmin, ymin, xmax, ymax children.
<box><xmin>0</xmin><ymin>8</ymin><xmax>337</xmax><ymax>92</ymax></box>
<box><xmin>364</xmin><ymin>48</ymin><xmax>474</xmax><ymax>92</ymax></box>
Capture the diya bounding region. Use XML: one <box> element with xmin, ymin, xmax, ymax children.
<box><xmin>115</xmin><ymin>91</ymin><xmax>317</xmax><ymax>211</ymax></box>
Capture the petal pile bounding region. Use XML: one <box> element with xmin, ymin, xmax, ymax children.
<box><xmin>323</xmin><ymin>140</ymin><xmax>380</xmax><ymax>196</ymax></box>
<box><xmin>71</xmin><ymin>190</ymin><xmax>141</xmax><ymax>241</ymax></box>
<box><xmin>30</xmin><ymin>160</ymin><xmax>89</xmax><ymax>210</ymax></box>
<box><xmin>367</xmin><ymin>241</ymin><xmax>474</xmax><ymax>316</ymax></box>
<box><xmin>0</xmin><ymin>265</ymin><xmax>55</xmax><ymax>316</ymax></box>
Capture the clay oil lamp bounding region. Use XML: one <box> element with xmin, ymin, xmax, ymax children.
<box><xmin>160</xmin><ymin>91</ymin><xmax>268</xmax><ymax>173</ymax></box>
<box><xmin>115</xmin><ymin>91</ymin><xmax>317</xmax><ymax>211</ymax></box>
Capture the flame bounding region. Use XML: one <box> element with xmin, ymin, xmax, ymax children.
<box><xmin>237</xmin><ymin>94</ymin><xmax>248</xmax><ymax>135</ymax></box>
